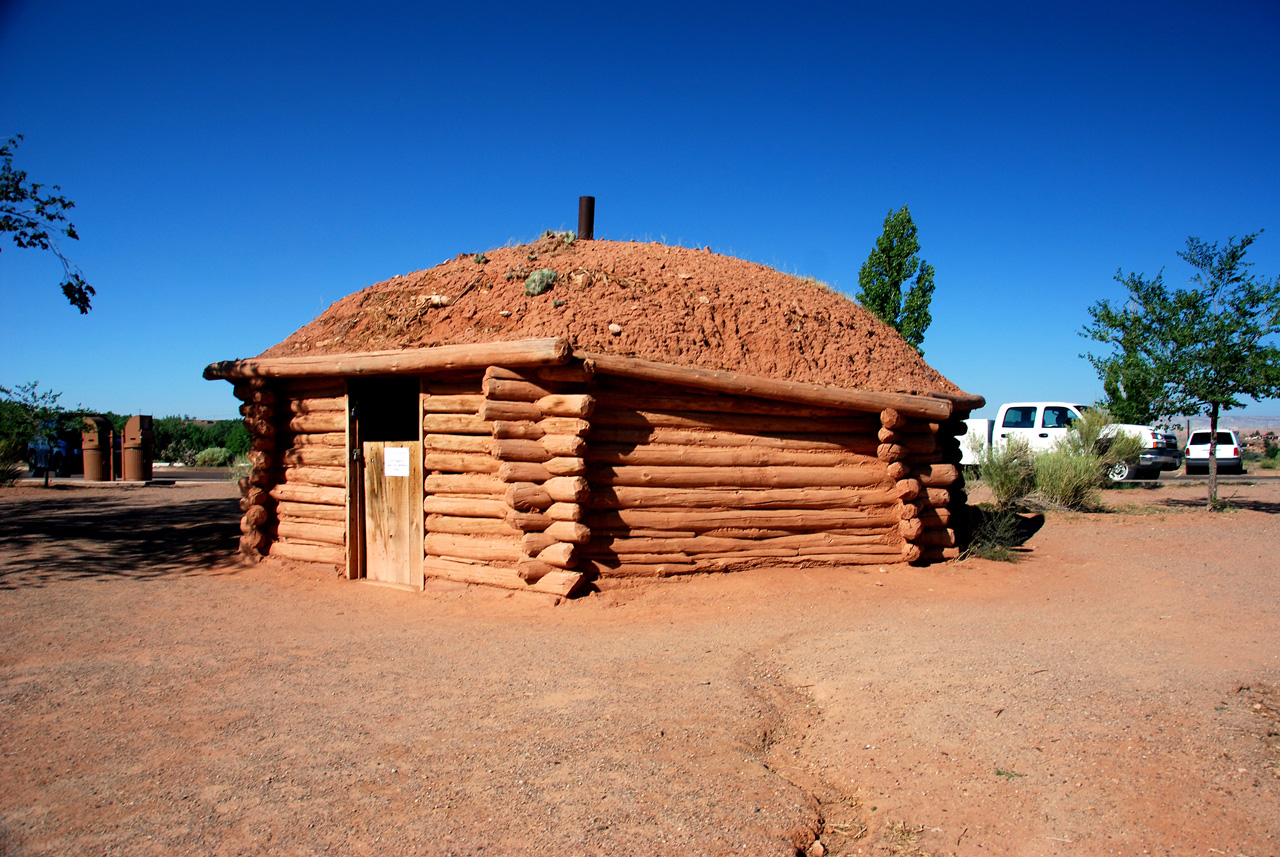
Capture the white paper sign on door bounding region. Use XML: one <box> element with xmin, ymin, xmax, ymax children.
<box><xmin>384</xmin><ymin>446</ymin><xmax>411</xmax><ymax>477</ymax></box>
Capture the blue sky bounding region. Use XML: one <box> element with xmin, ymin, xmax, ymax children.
<box><xmin>2</xmin><ymin>0</ymin><xmax>1278</xmax><ymax>421</ymax></box>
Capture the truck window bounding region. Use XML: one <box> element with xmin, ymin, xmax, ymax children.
<box><xmin>1001</xmin><ymin>407</ymin><xmax>1036</xmax><ymax>429</ymax></box>
<box><xmin>1042</xmin><ymin>406</ymin><xmax>1076</xmax><ymax>429</ymax></box>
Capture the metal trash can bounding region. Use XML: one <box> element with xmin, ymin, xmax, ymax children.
<box><xmin>122</xmin><ymin>415</ymin><xmax>154</xmax><ymax>482</ymax></box>
<box><xmin>81</xmin><ymin>416</ymin><xmax>112</xmax><ymax>482</ymax></box>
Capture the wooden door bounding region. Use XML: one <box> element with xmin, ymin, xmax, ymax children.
<box><xmin>362</xmin><ymin>440</ymin><xmax>424</xmax><ymax>589</ymax></box>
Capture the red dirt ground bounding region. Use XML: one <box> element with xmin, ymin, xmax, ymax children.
<box><xmin>1</xmin><ymin>480</ymin><xmax>1278</xmax><ymax>856</ymax></box>
<box><xmin>258</xmin><ymin>235</ymin><xmax>969</xmax><ymax>399</ymax></box>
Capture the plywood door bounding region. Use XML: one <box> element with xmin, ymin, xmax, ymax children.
<box><xmin>362</xmin><ymin>441</ymin><xmax>424</xmax><ymax>589</ymax></box>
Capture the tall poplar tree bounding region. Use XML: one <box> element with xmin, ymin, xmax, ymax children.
<box><xmin>856</xmin><ymin>205</ymin><xmax>935</xmax><ymax>354</ymax></box>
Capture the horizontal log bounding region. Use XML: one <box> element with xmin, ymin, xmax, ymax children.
<box><xmin>538</xmin><ymin>417</ymin><xmax>591</xmax><ymax>436</ymax></box>
<box><xmin>479</xmin><ymin>400</ymin><xmax>542</xmax><ymax>422</ymax></box>
<box><xmin>269</xmin><ymin>539</ymin><xmax>343</xmax><ymax>565</ymax></box>
<box><xmin>579</xmin><ymin>350</ymin><xmax>952</xmax><ymax>420</ymax></box>
<box><xmin>499</xmin><ymin>461</ymin><xmax>551</xmax><ymax>483</ymax></box>
<box><xmin>537</xmin><ymin>363</ymin><xmax>594</xmax><ymax>383</ymax></box>
<box><xmin>289</xmin><ymin>412</ymin><xmax>346</xmax><ymax>434</ymax></box>
<box><xmin>918</xmin><ymin>545</ymin><xmax>962</xmax><ymax>562</ymax></box>
<box><xmin>537</xmin><ymin>542</ymin><xmax>578</xmax><ymax>569</ymax></box>
<box><xmin>491</xmin><ymin>438</ymin><xmax>550</xmax><ymax>463</ymax></box>
<box><xmin>589</xmin><ymin>464</ymin><xmax>890</xmax><ymax>489</ymax></box>
<box><xmin>251</xmin><ymin>436</ymin><xmax>276</xmax><ymax>452</ymax></box>
<box><xmin>587</xmin><ymin>486</ymin><xmax>900</xmax><ymax>510</ymax></box>
<box><xmin>899</xmin><ymin>518</ymin><xmax>924</xmax><ymax>540</ymax></box>
<box><xmin>422</xmin><ymin>414</ymin><xmax>493</xmax><ymax>435</ymax></box>
<box><xmin>232</xmin><ymin>386</ymin><xmax>276</xmax><ymax>405</ymax></box>
<box><xmin>421</xmin><ymin>557</ymin><xmax>583</xmax><ymax>597</ymax></box>
<box><xmin>586</xmin><ymin>532</ymin><xmax>895</xmax><ymax>556</ymax></box>
<box><xmin>506</xmin><ymin>510</ymin><xmax>550</xmax><ymax>532</ymax></box>
<box><xmin>914</xmin><ymin>464</ymin><xmax>960</xmax><ymax>487</ymax></box>
<box><xmin>243</xmin><ymin>505</ymin><xmax>270</xmax><ymax>528</ymax></box>
<box><xmin>270</xmin><ymin>483</ymin><xmax>346</xmax><ymax>506</ymax></box>
<box><xmin>586</xmin><ymin>509</ymin><xmax>898</xmax><ymax>533</ymax></box>
<box><xmin>902</xmin><ymin>543</ymin><xmax>922</xmax><ymax>563</ymax></box>
<box><xmin>423</xmin><ymin>496</ymin><xmax>508</xmax><ymax>518</ymax></box>
<box><xmin>240</xmin><ymin>531</ymin><xmax>268</xmax><ymax>556</ymax></box>
<box><xmin>593</xmin><ymin>390</ymin><xmax>852</xmax><ymax>418</ymax></box>
<box><xmin>593</xmin><ymin>409</ymin><xmax>878</xmax><ymax>434</ymax></box>
<box><xmin>880</xmin><ymin>408</ymin><xmax>908</xmax><ymax>430</ymax></box>
<box><xmin>923</xmin><ymin>488</ymin><xmax>951</xmax><ymax>508</ymax></box>
<box><xmin>277</xmin><ymin>520</ymin><xmax>345</xmax><ymax>546</ymax></box>
<box><xmin>918</xmin><ymin>507</ymin><xmax>952</xmax><ymax>526</ymax></box>
<box><xmin>426</xmin><ymin>515</ymin><xmax>515</xmax><ymax>536</ymax></box>
<box><xmin>583</xmin><ymin>444</ymin><xmax>878</xmax><ymax>469</ymax></box>
<box><xmin>515</xmin><ymin>557</ymin><xmax>555</xmax><ymax>582</ymax></box>
<box><xmin>289</xmin><ymin>396</ymin><xmax>345</xmax><ymax>415</ymax></box>
<box><xmin>541</xmin><ymin>435</ymin><xmax>585</xmax><ymax>457</ymax></box>
<box><xmin>424</xmin><ymin>434</ymin><xmax>489</xmax><ymax>453</ymax></box>
<box><xmin>276</xmin><ymin>501</ymin><xmax>346</xmax><ymax>522</ymax></box>
<box><xmin>545</xmin><ymin>457</ymin><xmax>586</xmax><ymax>476</ymax></box>
<box><xmin>422</xmin><ymin>453</ymin><xmax>499</xmax><ymax>474</ymax></box>
<box><xmin>424</xmin><ymin>534</ymin><xmax>522</xmax><ymax>562</ymax></box>
<box><xmin>906</xmin><ymin>451</ymin><xmax>944</xmax><ymax>466</ymax></box>
<box><xmin>697</xmin><ymin>551</ymin><xmax>902</xmax><ymax>568</ymax></box>
<box><xmin>492</xmin><ymin>420</ymin><xmax>542</xmax><ymax>440</ymax></box>
<box><xmin>279</xmin><ymin>378</ymin><xmax>346</xmax><ymax>397</ymax></box>
<box><xmin>536</xmin><ymin>394</ymin><xmax>594</xmax><ymax>418</ymax></box>
<box><xmin>483</xmin><ymin>366</ymin><xmax>536</xmax><ymax>382</ymax></box>
<box><xmin>578</xmin><ymin>559</ymin><xmax>695</xmax><ymax>578</ymax></box>
<box><xmin>546</xmin><ymin>502</ymin><xmax>584</xmax><ymax>522</ymax></box>
<box><xmin>284</xmin><ymin>466</ymin><xmax>346</xmax><ymax>488</ymax></box>
<box><xmin>507</xmin><ymin>482</ymin><xmax>552</xmax><ymax>511</ymax></box>
<box><xmin>894</xmin><ymin>479</ymin><xmax>922</xmax><ymax>501</ymax></box>
<box><xmin>546</xmin><ymin>476</ymin><xmax>590</xmax><ymax>503</ymax></box>
<box><xmin>424</xmin><ymin>473</ymin><xmax>506</xmax><ymax>495</ymax></box>
<box><xmin>243</xmin><ymin>418</ymin><xmax>276</xmax><ymax>438</ymax></box>
<box><xmin>289</xmin><ymin>432</ymin><xmax>345</xmax><ymax>447</ymax></box>
<box><xmin>239</xmin><ymin>402</ymin><xmax>274</xmax><ymax>420</ymax></box>
<box><xmin>422</xmin><ymin>394</ymin><xmax>485</xmax><ymax>414</ymax></box>
<box><xmin>877</xmin><ymin>443</ymin><xmax>906</xmax><ymax>462</ymax></box>
<box><xmin>283</xmin><ymin>446</ymin><xmax>347</xmax><ymax>467</ymax></box>
<box><xmin>544</xmin><ymin>520</ymin><xmax>590</xmax><ymax>544</ymax></box>
<box><xmin>207</xmin><ymin>337</ymin><xmax>572</xmax><ymax>380</ymax></box>
<box><xmin>586</xmin><ymin>426</ymin><xmax>877</xmax><ymax>453</ymax></box>
<box><xmin>483</xmin><ymin>377</ymin><xmax>557</xmax><ymax>401</ymax></box>
<box><xmin>917</xmin><ymin>527</ymin><xmax>957</xmax><ymax>547</ymax></box>
<box><xmin>522</xmin><ymin>532</ymin><xmax>555</xmax><ymax>556</ymax></box>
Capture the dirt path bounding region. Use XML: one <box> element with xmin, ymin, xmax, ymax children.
<box><xmin>1</xmin><ymin>481</ymin><xmax>1277</xmax><ymax>855</ymax></box>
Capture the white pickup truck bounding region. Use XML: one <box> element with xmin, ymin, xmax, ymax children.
<box><xmin>961</xmin><ymin>401</ymin><xmax>1183</xmax><ymax>481</ymax></box>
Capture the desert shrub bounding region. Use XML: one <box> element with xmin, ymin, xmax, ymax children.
<box><xmin>976</xmin><ymin>436</ymin><xmax>1036</xmax><ymax>509</ymax></box>
<box><xmin>963</xmin><ymin>504</ymin><xmax>1023</xmax><ymax>561</ymax></box>
<box><xmin>1032</xmin><ymin>448</ymin><xmax>1105</xmax><ymax>510</ymax></box>
<box><xmin>1265</xmin><ymin>444</ymin><xmax>1279</xmax><ymax>461</ymax></box>
<box><xmin>0</xmin><ymin>438</ymin><xmax>23</xmax><ymax>486</ymax></box>
<box><xmin>193</xmin><ymin>447</ymin><xmax>232</xmax><ymax>467</ymax></box>
<box><xmin>1059</xmin><ymin>407</ymin><xmax>1145</xmax><ymax>472</ymax></box>
<box><xmin>524</xmin><ymin>268</ymin><xmax>557</xmax><ymax>296</ymax></box>
<box><xmin>1260</xmin><ymin>456</ymin><xmax>1279</xmax><ymax>471</ymax></box>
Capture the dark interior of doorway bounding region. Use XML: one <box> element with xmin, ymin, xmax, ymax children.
<box><xmin>348</xmin><ymin>377</ymin><xmax>418</xmax><ymax>441</ymax></box>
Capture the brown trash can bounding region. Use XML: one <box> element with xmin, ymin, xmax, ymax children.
<box><xmin>122</xmin><ymin>415</ymin><xmax>154</xmax><ymax>482</ymax></box>
<box><xmin>81</xmin><ymin>416</ymin><xmax>112</xmax><ymax>482</ymax></box>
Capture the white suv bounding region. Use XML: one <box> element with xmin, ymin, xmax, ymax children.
<box><xmin>1184</xmin><ymin>430</ymin><xmax>1243</xmax><ymax>475</ymax></box>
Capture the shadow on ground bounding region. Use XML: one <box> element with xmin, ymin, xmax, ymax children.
<box><xmin>0</xmin><ymin>488</ymin><xmax>242</xmax><ymax>589</ymax></box>
<box><xmin>1157</xmin><ymin>496</ymin><xmax>1280</xmax><ymax>514</ymax></box>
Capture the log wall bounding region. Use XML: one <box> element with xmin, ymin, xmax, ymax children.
<box><xmin>582</xmin><ymin>375</ymin><xmax>910</xmax><ymax>578</ymax></box>
<box><xmin>227</xmin><ymin>356</ymin><xmax>969</xmax><ymax>590</ymax></box>
<box><xmin>266</xmin><ymin>379</ymin><xmax>347</xmax><ymax>567</ymax></box>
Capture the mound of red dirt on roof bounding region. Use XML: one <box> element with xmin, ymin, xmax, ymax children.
<box><xmin>263</xmin><ymin>235</ymin><xmax>970</xmax><ymax>397</ymax></box>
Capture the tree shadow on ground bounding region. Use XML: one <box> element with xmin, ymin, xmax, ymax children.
<box><xmin>1155</xmin><ymin>496</ymin><xmax>1280</xmax><ymax>514</ymax></box>
<box><xmin>0</xmin><ymin>488</ymin><xmax>243</xmax><ymax>589</ymax></box>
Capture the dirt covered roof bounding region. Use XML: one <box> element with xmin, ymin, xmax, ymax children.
<box><xmin>263</xmin><ymin>234</ymin><xmax>971</xmax><ymax>398</ymax></box>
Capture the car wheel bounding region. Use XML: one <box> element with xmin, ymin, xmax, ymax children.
<box><xmin>1107</xmin><ymin>462</ymin><xmax>1134</xmax><ymax>482</ymax></box>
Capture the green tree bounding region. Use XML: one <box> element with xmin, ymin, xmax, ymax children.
<box><xmin>0</xmin><ymin>381</ymin><xmax>80</xmax><ymax>485</ymax></box>
<box><xmin>1082</xmin><ymin>231</ymin><xmax>1280</xmax><ymax>507</ymax></box>
<box><xmin>856</xmin><ymin>205</ymin><xmax>935</xmax><ymax>354</ymax></box>
<box><xmin>1088</xmin><ymin>327</ymin><xmax>1165</xmax><ymax>425</ymax></box>
<box><xmin>1</xmin><ymin>135</ymin><xmax>93</xmax><ymax>313</ymax></box>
